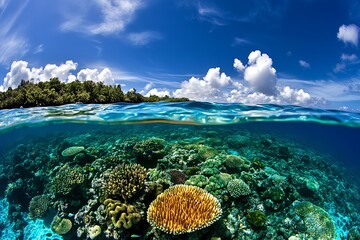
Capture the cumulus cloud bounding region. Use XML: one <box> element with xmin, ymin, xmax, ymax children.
<box><xmin>145</xmin><ymin>88</ymin><xmax>170</xmax><ymax>97</ymax></box>
<box><xmin>226</xmin><ymin>85</ymin><xmax>311</xmax><ymax>105</ymax></box>
<box><xmin>173</xmin><ymin>67</ymin><xmax>231</xmax><ymax>101</ymax></box>
<box><xmin>337</xmin><ymin>24</ymin><xmax>359</xmax><ymax>46</ymax></box>
<box><xmin>77</xmin><ymin>68</ymin><xmax>114</xmax><ymax>85</ymax></box>
<box><xmin>2</xmin><ymin>60</ymin><xmax>115</xmax><ymax>91</ymax></box>
<box><xmin>174</xmin><ymin>50</ymin><xmax>315</xmax><ymax>106</ymax></box>
<box><xmin>299</xmin><ymin>60</ymin><xmax>310</xmax><ymax>68</ymax></box>
<box><xmin>233</xmin><ymin>58</ymin><xmax>245</xmax><ymax>71</ymax></box>
<box><xmin>234</xmin><ymin>50</ymin><xmax>277</xmax><ymax>95</ymax></box>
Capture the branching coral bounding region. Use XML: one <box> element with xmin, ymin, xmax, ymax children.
<box><xmin>101</xmin><ymin>163</ymin><xmax>147</xmax><ymax>201</ymax></box>
<box><xmin>104</xmin><ymin>198</ymin><xmax>141</xmax><ymax>229</ymax></box>
<box><xmin>28</xmin><ymin>195</ymin><xmax>49</xmax><ymax>219</ymax></box>
<box><xmin>147</xmin><ymin>184</ymin><xmax>222</xmax><ymax>235</ymax></box>
<box><xmin>50</xmin><ymin>164</ymin><xmax>84</xmax><ymax>195</ymax></box>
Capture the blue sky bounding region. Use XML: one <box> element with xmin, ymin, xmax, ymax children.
<box><xmin>0</xmin><ymin>0</ymin><xmax>360</xmax><ymax>110</ymax></box>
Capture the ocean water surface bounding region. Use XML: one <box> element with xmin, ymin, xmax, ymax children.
<box><xmin>0</xmin><ymin>102</ymin><xmax>359</xmax><ymax>240</ymax></box>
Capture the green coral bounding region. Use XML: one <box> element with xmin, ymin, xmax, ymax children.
<box><xmin>102</xmin><ymin>163</ymin><xmax>147</xmax><ymax>201</ymax></box>
<box><xmin>28</xmin><ymin>195</ymin><xmax>49</xmax><ymax>219</ymax></box>
<box><xmin>246</xmin><ymin>210</ymin><xmax>267</xmax><ymax>228</ymax></box>
<box><xmin>224</xmin><ymin>155</ymin><xmax>250</xmax><ymax>170</ymax></box>
<box><xmin>51</xmin><ymin>216</ymin><xmax>72</xmax><ymax>235</ymax></box>
<box><xmin>133</xmin><ymin>138</ymin><xmax>166</xmax><ymax>167</ymax></box>
<box><xmin>51</xmin><ymin>164</ymin><xmax>84</xmax><ymax>195</ymax></box>
<box><xmin>295</xmin><ymin>201</ymin><xmax>335</xmax><ymax>240</ymax></box>
<box><xmin>227</xmin><ymin>178</ymin><xmax>251</xmax><ymax>198</ymax></box>
<box><xmin>200</xmin><ymin>156</ymin><xmax>223</xmax><ymax>175</ymax></box>
<box><xmin>262</xmin><ymin>186</ymin><xmax>285</xmax><ymax>202</ymax></box>
<box><xmin>104</xmin><ymin>198</ymin><xmax>141</xmax><ymax>229</ymax></box>
<box><xmin>61</xmin><ymin>146</ymin><xmax>84</xmax><ymax>157</ymax></box>
<box><xmin>185</xmin><ymin>174</ymin><xmax>209</xmax><ymax>188</ymax></box>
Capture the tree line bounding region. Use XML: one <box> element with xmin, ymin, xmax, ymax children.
<box><xmin>0</xmin><ymin>78</ymin><xmax>188</xmax><ymax>109</ymax></box>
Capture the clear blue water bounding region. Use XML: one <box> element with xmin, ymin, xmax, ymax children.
<box><xmin>0</xmin><ymin>102</ymin><xmax>359</xmax><ymax>239</ymax></box>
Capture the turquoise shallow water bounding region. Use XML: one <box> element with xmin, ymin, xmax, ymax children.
<box><xmin>0</xmin><ymin>102</ymin><xmax>359</xmax><ymax>239</ymax></box>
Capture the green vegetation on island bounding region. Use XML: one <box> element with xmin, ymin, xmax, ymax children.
<box><xmin>0</xmin><ymin>78</ymin><xmax>188</xmax><ymax>109</ymax></box>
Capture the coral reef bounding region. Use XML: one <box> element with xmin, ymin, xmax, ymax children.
<box><xmin>227</xmin><ymin>178</ymin><xmax>251</xmax><ymax>198</ymax></box>
<box><xmin>168</xmin><ymin>169</ymin><xmax>187</xmax><ymax>184</ymax></box>
<box><xmin>50</xmin><ymin>164</ymin><xmax>85</xmax><ymax>195</ymax></box>
<box><xmin>101</xmin><ymin>163</ymin><xmax>147</xmax><ymax>201</ymax></box>
<box><xmin>294</xmin><ymin>201</ymin><xmax>335</xmax><ymax>239</ymax></box>
<box><xmin>133</xmin><ymin>138</ymin><xmax>166</xmax><ymax>167</ymax></box>
<box><xmin>87</xmin><ymin>225</ymin><xmax>102</xmax><ymax>239</ymax></box>
<box><xmin>28</xmin><ymin>195</ymin><xmax>49</xmax><ymax>219</ymax></box>
<box><xmin>51</xmin><ymin>215</ymin><xmax>73</xmax><ymax>235</ymax></box>
<box><xmin>104</xmin><ymin>198</ymin><xmax>142</xmax><ymax>229</ymax></box>
<box><xmin>1</xmin><ymin>124</ymin><xmax>359</xmax><ymax>239</ymax></box>
<box><xmin>246</xmin><ymin>210</ymin><xmax>267</xmax><ymax>228</ymax></box>
<box><xmin>61</xmin><ymin>146</ymin><xmax>85</xmax><ymax>157</ymax></box>
<box><xmin>147</xmin><ymin>184</ymin><xmax>222</xmax><ymax>235</ymax></box>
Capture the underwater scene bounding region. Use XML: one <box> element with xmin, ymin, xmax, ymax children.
<box><xmin>0</xmin><ymin>102</ymin><xmax>360</xmax><ymax>240</ymax></box>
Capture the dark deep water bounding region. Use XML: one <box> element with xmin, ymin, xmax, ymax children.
<box><xmin>0</xmin><ymin>102</ymin><xmax>359</xmax><ymax>239</ymax></box>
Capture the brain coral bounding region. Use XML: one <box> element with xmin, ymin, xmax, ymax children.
<box><xmin>104</xmin><ymin>198</ymin><xmax>141</xmax><ymax>229</ymax></box>
<box><xmin>227</xmin><ymin>178</ymin><xmax>251</xmax><ymax>198</ymax></box>
<box><xmin>102</xmin><ymin>163</ymin><xmax>147</xmax><ymax>201</ymax></box>
<box><xmin>147</xmin><ymin>184</ymin><xmax>222</xmax><ymax>235</ymax></box>
<box><xmin>295</xmin><ymin>201</ymin><xmax>335</xmax><ymax>239</ymax></box>
<box><xmin>28</xmin><ymin>195</ymin><xmax>49</xmax><ymax>219</ymax></box>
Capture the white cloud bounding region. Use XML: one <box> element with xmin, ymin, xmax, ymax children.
<box><xmin>33</xmin><ymin>44</ymin><xmax>44</xmax><ymax>54</ymax></box>
<box><xmin>197</xmin><ymin>3</ymin><xmax>227</xmax><ymax>26</ymax></box>
<box><xmin>226</xmin><ymin>84</ymin><xmax>312</xmax><ymax>105</ymax></box>
<box><xmin>334</xmin><ymin>63</ymin><xmax>346</xmax><ymax>73</ymax></box>
<box><xmin>127</xmin><ymin>31</ymin><xmax>162</xmax><ymax>46</ymax></box>
<box><xmin>173</xmin><ymin>67</ymin><xmax>231</xmax><ymax>101</ymax></box>
<box><xmin>145</xmin><ymin>88</ymin><xmax>170</xmax><ymax>98</ymax></box>
<box><xmin>341</xmin><ymin>53</ymin><xmax>357</xmax><ymax>61</ymax></box>
<box><xmin>299</xmin><ymin>60</ymin><xmax>310</xmax><ymax>68</ymax></box>
<box><xmin>1</xmin><ymin>60</ymin><xmax>116</xmax><ymax>91</ymax></box>
<box><xmin>279</xmin><ymin>86</ymin><xmax>311</xmax><ymax>105</ymax></box>
<box><xmin>77</xmin><ymin>68</ymin><xmax>114</xmax><ymax>85</ymax></box>
<box><xmin>0</xmin><ymin>0</ymin><xmax>30</xmax><ymax>65</ymax></box>
<box><xmin>3</xmin><ymin>60</ymin><xmax>31</xmax><ymax>89</ymax></box>
<box><xmin>174</xmin><ymin>50</ymin><xmax>315</xmax><ymax>106</ymax></box>
<box><xmin>232</xmin><ymin>37</ymin><xmax>250</xmax><ymax>46</ymax></box>
<box><xmin>235</xmin><ymin>50</ymin><xmax>277</xmax><ymax>95</ymax></box>
<box><xmin>233</xmin><ymin>58</ymin><xmax>245</xmax><ymax>72</ymax></box>
<box><xmin>144</xmin><ymin>82</ymin><xmax>153</xmax><ymax>91</ymax></box>
<box><xmin>61</xmin><ymin>0</ymin><xmax>143</xmax><ymax>35</ymax></box>
<box><xmin>337</xmin><ymin>24</ymin><xmax>359</xmax><ymax>46</ymax></box>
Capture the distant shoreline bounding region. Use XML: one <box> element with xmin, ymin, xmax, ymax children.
<box><xmin>0</xmin><ymin>78</ymin><xmax>188</xmax><ymax>109</ymax></box>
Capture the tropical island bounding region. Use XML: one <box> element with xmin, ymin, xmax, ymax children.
<box><xmin>0</xmin><ymin>78</ymin><xmax>189</xmax><ymax>109</ymax></box>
